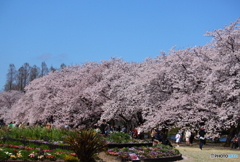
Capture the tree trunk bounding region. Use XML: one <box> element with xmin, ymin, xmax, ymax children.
<box><xmin>224</xmin><ymin>122</ymin><xmax>240</xmax><ymax>147</ymax></box>
<box><xmin>119</xmin><ymin>114</ymin><xmax>132</xmax><ymax>132</ymax></box>
<box><xmin>161</xmin><ymin>127</ymin><xmax>169</xmax><ymax>136</ymax></box>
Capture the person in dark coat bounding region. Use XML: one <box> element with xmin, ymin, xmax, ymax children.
<box><xmin>189</xmin><ymin>132</ymin><xmax>195</xmax><ymax>146</ymax></box>
<box><xmin>100</xmin><ymin>119</ymin><xmax>107</xmax><ymax>135</ymax></box>
<box><xmin>152</xmin><ymin>131</ymin><xmax>162</xmax><ymax>145</ymax></box>
<box><xmin>162</xmin><ymin>134</ymin><xmax>173</xmax><ymax>147</ymax></box>
<box><xmin>153</xmin><ymin>131</ymin><xmax>162</xmax><ymax>142</ymax></box>
<box><xmin>199</xmin><ymin>127</ymin><xmax>206</xmax><ymax>150</ymax></box>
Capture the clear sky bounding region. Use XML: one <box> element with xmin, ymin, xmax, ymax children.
<box><xmin>0</xmin><ymin>0</ymin><xmax>239</xmax><ymax>91</ymax></box>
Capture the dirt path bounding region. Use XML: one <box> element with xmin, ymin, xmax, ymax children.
<box><xmin>98</xmin><ymin>152</ymin><xmax>121</xmax><ymax>162</ymax></box>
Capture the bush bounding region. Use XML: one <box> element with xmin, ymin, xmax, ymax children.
<box><xmin>107</xmin><ymin>132</ymin><xmax>131</xmax><ymax>143</ymax></box>
<box><xmin>39</xmin><ymin>144</ymin><xmax>50</xmax><ymax>150</ymax></box>
<box><xmin>0</xmin><ymin>126</ymin><xmax>70</xmax><ymax>141</ymax></box>
<box><xmin>64</xmin><ymin>129</ymin><xmax>107</xmax><ymax>162</ymax></box>
<box><xmin>63</xmin><ymin>154</ymin><xmax>80</xmax><ymax>162</ymax></box>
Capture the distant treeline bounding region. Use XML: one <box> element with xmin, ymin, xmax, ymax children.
<box><xmin>4</xmin><ymin>62</ymin><xmax>67</xmax><ymax>92</ymax></box>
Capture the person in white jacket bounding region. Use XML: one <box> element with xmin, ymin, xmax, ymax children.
<box><xmin>185</xmin><ymin>130</ymin><xmax>191</xmax><ymax>145</ymax></box>
<box><xmin>175</xmin><ymin>132</ymin><xmax>181</xmax><ymax>147</ymax></box>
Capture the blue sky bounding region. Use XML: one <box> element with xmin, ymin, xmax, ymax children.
<box><xmin>0</xmin><ymin>0</ymin><xmax>239</xmax><ymax>91</ymax></box>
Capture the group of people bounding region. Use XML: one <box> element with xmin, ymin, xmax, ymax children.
<box><xmin>8</xmin><ymin>121</ymin><xmax>26</xmax><ymax>128</ymax></box>
<box><xmin>5</xmin><ymin>116</ymin><xmax>55</xmax><ymax>129</ymax></box>
<box><xmin>174</xmin><ymin>127</ymin><xmax>205</xmax><ymax>150</ymax></box>
<box><xmin>175</xmin><ymin>129</ymin><xmax>195</xmax><ymax>147</ymax></box>
<box><xmin>93</xmin><ymin>122</ymin><xmax>211</xmax><ymax>149</ymax></box>
<box><xmin>151</xmin><ymin>128</ymin><xmax>173</xmax><ymax>147</ymax></box>
<box><xmin>93</xmin><ymin>119</ymin><xmax>144</xmax><ymax>139</ymax></box>
<box><xmin>176</xmin><ymin>127</ymin><xmax>240</xmax><ymax>150</ymax></box>
<box><xmin>7</xmin><ymin>121</ymin><xmax>53</xmax><ymax>129</ymax></box>
<box><xmin>93</xmin><ymin>119</ymin><xmax>124</xmax><ymax>136</ymax></box>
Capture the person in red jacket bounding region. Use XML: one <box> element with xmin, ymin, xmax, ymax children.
<box><xmin>132</xmin><ymin>128</ymin><xmax>138</xmax><ymax>139</ymax></box>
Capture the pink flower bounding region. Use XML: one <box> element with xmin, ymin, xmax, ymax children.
<box><xmin>28</xmin><ymin>153</ymin><xmax>35</xmax><ymax>158</ymax></box>
<box><xmin>108</xmin><ymin>152</ymin><xmax>118</xmax><ymax>155</ymax></box>
<box><xmin>43</xmin><ymin>149</ymin><xmax>51</xmax><ymax>152</ymax></box>
<box><xmin>70</xmin><ymin>153</ymin><xmax>76</xmax><ymax>156</ymax></box>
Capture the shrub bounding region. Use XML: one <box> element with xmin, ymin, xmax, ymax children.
<box><xmin>107</xmin><ymin>132</ymin><xmax>131</xmax><ymax>143</ymax></box>
<box><xmin>39</xmin><ymin>144</ymin><xmax>50</xmax><ymax>150</ymax></box>
<box><xmin>64</xmin><ymin>129</ymin><xmax>107</xmax><ymax>162</ymax></box>
<box><xmin>0</xmin><ymin>126</ymin><xmax>70</xmax><ymax>141</ymax></box>
<box><xmin>63</xmin><ymin>154</ymin><xmax>80</xmax><ymax>162</ymax></box>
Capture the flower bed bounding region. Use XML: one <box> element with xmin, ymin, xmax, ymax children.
<box><xmin>1</xmin><ymin>137</ymin><xmax>71</xmax><ymax>150</ymax></box>
<box><xmin>2</xmin><ymin>136</ymin><xmax>152</xmax><ymax>150</ymax></box>
<box><xmin>0</xmin><ymin>143</ymin><xmax>79</xmax><ymax>161</ymax></box>
<box><xmin>2</xmin><ymin>137</ymin><xmax>153</xmax><ymax>152</ymax></box>
<box><xmin>107</xmin><ymin>144</ymin><xmax>182</xmax><ymax>162</ymax></box>
<box><xmin>107</xmin><ymin>142</ymin><xmax>152</xmax><ymax>148</ymax></box>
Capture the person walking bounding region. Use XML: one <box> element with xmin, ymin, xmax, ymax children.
<box><xmin>189</xmin><ymin>132</ymin><xmax>195</xmax><ymax>146</ymax></box>
<box><xmin>175</xmin><ymin>132</ymin><xmax>181</xmax><ymax>147</ymax></box>
<box><xmin>199</xmin><ymin>127</ymin><xmax>206</xmax><ymax>150</ymax></box>
<box><xmin>100</xmin><ymin>119</ymin><xmax>107</xmax><ymax>135</ymax></box>
<box><xmin>132</xmin><ymin>128</ymin><xmax>138</xmax><ymax>139</ymax></box>
<box><xmin>153</xmin><ymin>131</ymin><xmax>162</xmax><ymax>144</ymax></box>
<box><xmin>150</xmin><ymin>128</ymin><xmax>157</xmax><ymax>142</ymax></box>
<box><xmin>105</xmin><ymin>122</ymin><xmax>111</xmax><ymax>136</ymax></box>
<box><xmin>185</xmin><ymin>130</ymin><xmax>191</xmax><ymax>145</ymax></box>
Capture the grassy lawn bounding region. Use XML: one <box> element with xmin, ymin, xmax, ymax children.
<box><xmin>176</xmin><ymin>142</ymin><xmax>240</xmax><ymax>162</ymax></box>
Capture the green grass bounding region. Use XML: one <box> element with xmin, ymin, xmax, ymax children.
<box><xmin>176</xmin><ymin>143</ymin><xmax>240</xmax><ymax>162</ymax></box>
<box><xmin>0</xmin><ymin>126</ymin><xmax>70</xmax><ymax>141</ymax></box>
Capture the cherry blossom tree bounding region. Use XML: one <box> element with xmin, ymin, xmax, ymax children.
<box><xmin>141</xmin><ymin>19</ymin><xmax>240</xmax><ymax>145</ymax></box>
<box><xmin>0</xmin><ymin>90</ymin><xmax>23</xmax><ymax>122</ymax></box>
<box><xmin>98</xmin><ymin>60</ymin><xmax>149</xmax><ymax>130</ymax></box>
<box><xmin>10</xmin><ymin>61</ymin><xmax>117</xmax><ymax>128</ymax></box>
<box><xmin>203</xmin><ymin>18</ymin><xmax>240</xmax><ymax>145</ymax></box>
<box><xmin>140</xmin><ymin>46</ymin><xmax>212</xmax><ymax>132</ymax></box>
